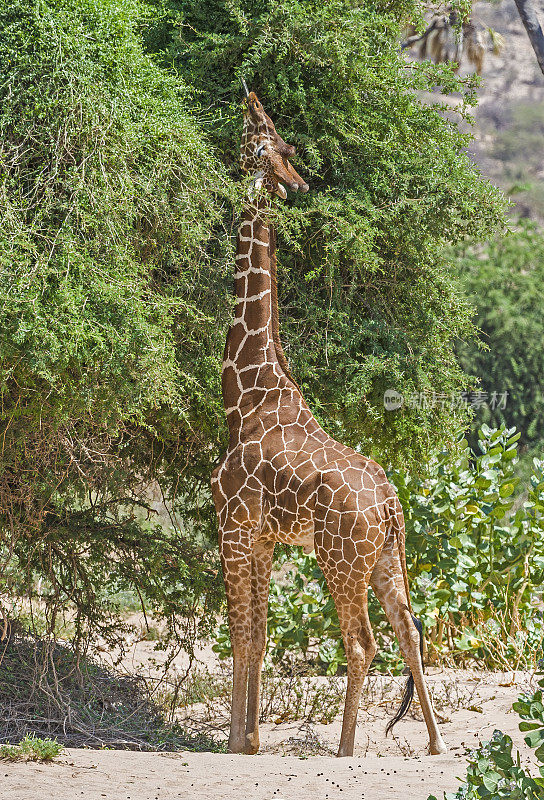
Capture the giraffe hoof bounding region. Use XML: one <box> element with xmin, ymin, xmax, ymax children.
<box><xmin>243</xmin><ymin>733</ymin><xmax>260</xmax><ymax>754</ymax></box>
<box><xmin>430</xmin><ymin>739</ymin><xmax>447</xmax><ymax>755</ymax></box>
<box><xmin>227</xmin><ymin>739</ymin><xmax>245</xmax><ymax>754</ymax></box>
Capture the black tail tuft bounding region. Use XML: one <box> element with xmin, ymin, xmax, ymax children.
<box><xmin>385</xmin><ymin>674</ymin><xmax>415</xmax><ymax>737</ymax></box>
<box><xmin>413</xmin><ymin>614</ymin><xmax>424</xmax><ymax>664</ymax></box>
<box><xmin>385</xmin><ymin>615</ymin><xmax>424</xmax><ymax>737</ymax></box>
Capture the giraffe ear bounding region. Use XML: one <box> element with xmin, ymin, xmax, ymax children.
<box><xmin>275</xmin><ymin>182</ymin><xmax>287</xmax><ymax>200</ymax></box>
<box><xmin>275</xmin><ymin>134</ymin><xmax>295</xmax><ymax>158</ymax></box>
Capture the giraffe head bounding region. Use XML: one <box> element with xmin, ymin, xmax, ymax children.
<box><xmin>240</xmin><ymin>89</ymin><xmax>309</xmax><ymax>199</ymax></box>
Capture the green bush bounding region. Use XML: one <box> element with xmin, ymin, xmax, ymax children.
<box><xmin>398</xmin><ymin>425</ymin><xmax>544</xmax><ymax>667</ymax></box>
<box><xmin>0</xmin><ymin>735</ymin><xmax>63</xmax><ymax>762</ymax></box>
<box><xmin>515</xmin><ymin>676</ymin><xmax>544</xmax><ymax>765</ymax></box>
<box><xmin>429</xmin><ymin>674</ymin><xmax>544</xmax><ymax>799</ymax></box>
<box><xmin>429</xmin><ymin>729</ymin><xmax>543</xmax><ymax>799</ymax></box>
<box><xmin>455</xmin><ymin>223</ymin><xmax>544</xmax><ymax>456</ymax></box>
<box><xmin>0</xmin><ymin>0</ymin><xmax>230</xmax><ymax>653</ymax></box>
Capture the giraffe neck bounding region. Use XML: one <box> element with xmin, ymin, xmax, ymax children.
<box><xmin>268</xmin><ymin>227</ymin><xmax>302</xmax><ymax>393</ymax></box>
<box><xmin>222</xmin><ymin>199</ymin><xmax>301</xmax><ymax>436</ymax></box>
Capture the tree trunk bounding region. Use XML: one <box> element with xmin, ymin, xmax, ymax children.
<box><xmin>514</xmin><ymin>0</ymin><xmax>544</xmax><ymax>76</ymax></box>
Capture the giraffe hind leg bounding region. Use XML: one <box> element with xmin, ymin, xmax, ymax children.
<box><xmin>384</xmin><ymin>614</ymin><xmax>423</xmax><ymax>735</ymax></box>
<box><xmin>314</xmin><ymin>565</ymin><xmax>377</xmax><ymax>758</ymax></box>
<box><xmin>314</xmin><ymin>525</ymin><xmax>378</xmax><ymax>756</ymax></box>
<box><xmin>371</xmin><ymin>552</ymin><xmax>447</xmax><ymax>755</ymax></box>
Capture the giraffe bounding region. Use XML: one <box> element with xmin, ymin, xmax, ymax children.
<box><xmin>211</xmin><ymin>86</ymin><xmax>447</xmax><ymax>759</ymax></box>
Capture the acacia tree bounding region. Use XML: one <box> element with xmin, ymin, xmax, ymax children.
<box><xmin>514</xmin><ymin>0</ymin><xmax>544</xmax><ymax>75</ymax></box>
<box><xmin>156</xmin><ymin>0</ymin><xmax>505</xmax><ymax>463</ymax></box>
<box><xmin>0</xmin><ymin>0</ymin><xmax>506</xmax><ymax>653</ymax></box>
<box><xmin>0</xmin><ymin>0</ymin><xmax>232</xmax><ymax>651</ymax></box>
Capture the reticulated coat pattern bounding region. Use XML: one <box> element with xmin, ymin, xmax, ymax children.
<box><xmin>211</xmin><ymin>91</ymin><xmax>446</xmax><ymax>758</ymax></box>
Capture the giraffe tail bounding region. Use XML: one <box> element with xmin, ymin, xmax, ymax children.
<box><xmin>385</xmin><ymin>614</ymin><xmax>424</xmax><ymax>736</ymax></box>
<box><xmin>390</xmin><ymin>494</ymin><xmax>412</xmax><ymax>616</ymax></box>
<box><xmin>386</xmin><ymin>495</ymin><xmax>424</xmax><ymax>735</ymax></box>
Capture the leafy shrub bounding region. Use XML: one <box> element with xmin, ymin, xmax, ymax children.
<box><xmin>430</xmin><ymin>674</ymin><xmax>544</xmax><ymax>799</ymax></box>
<box><xmin>0</xmin><ymin>735</ymin><xmax>62</xmax><ymax>762</ymax></box>
<box><xmin>514</xmin><ymin>675</ymin><xmax>544</xmax><ymax>769</ymax></box>
<box><xmin>455</xmin><ymin>223</ymin><xmax>544</xmax><ymax>455</ymax></box>
<box><xmin>0</xmin><ymin>0</ymin><xmax>228</xmax><ymax>657</ymax></box>
<box><xmin>399</xmin><ymin>425</ymin><xmax>544</xmax><ymax>667</ymax></box>
<box><xmin>429</xmin><ymin>729</ymin><xmax>543</xmax><ymax>800</ymax></box>
<box><xmin>151</xmin><ymin>0</ymin><xmax>506</xmax><ymax>465</ymax></box>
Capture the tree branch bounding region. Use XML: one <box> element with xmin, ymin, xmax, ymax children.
<box><xmin>514</xmin><ymin>0</ymin><xmax>544</xmax><ymax>76</ymax></box>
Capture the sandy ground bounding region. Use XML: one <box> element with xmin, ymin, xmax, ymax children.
<box><xmin>0</xmin><ymin>665</ymin><xmax>537</xmax><ymax>800</ymax></box>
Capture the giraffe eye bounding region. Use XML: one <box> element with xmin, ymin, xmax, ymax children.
<box><xmin>256</xmin><ymin>144</ymin><xmax>266</xmax><ymax>158</ymax></box>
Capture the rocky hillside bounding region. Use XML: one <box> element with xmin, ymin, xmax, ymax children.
<box><xmin>468</xmin><ymin>0</ymin><xmax>544</xmax><ymax>220</ymax></box>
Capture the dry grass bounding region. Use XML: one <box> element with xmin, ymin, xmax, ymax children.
<box><xmin>171</xmin><ymin>662</ymin><xmax>482</xmax><ymax>744</ymax></box>
<box><xmin>166</xmin><ymin>664</ymin><xmax>344</xmax><ymax>726</ymax></box>
<box><xmin>0</xmin><ymin>631</ymin><xmax>223</xmax><ymax>752</ymax></box>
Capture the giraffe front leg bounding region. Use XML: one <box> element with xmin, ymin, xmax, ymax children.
<box><xmin>244</xmin><ymin>539</ymin><xmax>275</xmax><ymax>754</ymax></box>
<box><xmin>220</xmin><ymin>527</ymin><xmax>253</xmax><ymax>754</ymax></box>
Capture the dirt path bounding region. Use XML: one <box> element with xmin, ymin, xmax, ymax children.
<box><xmin>0</xmin><ymin>672</ymin><xmax>535</xmax><ymax>800</ymax></box>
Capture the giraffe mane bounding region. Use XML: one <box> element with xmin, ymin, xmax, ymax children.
<box><xmin>268</xmin><ymin>227</ymin><xmax>302</xmax><ymax>394</ymax></box>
